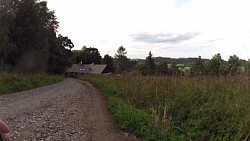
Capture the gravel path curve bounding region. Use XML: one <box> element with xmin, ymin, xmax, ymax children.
<box><xmin>0</xmin><ymin>78</ymin><xmax>135</xmax><ymax>141</ymax></box>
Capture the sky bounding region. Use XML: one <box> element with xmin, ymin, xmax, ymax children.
<box><xmin>47</xmin><ymin>0</ymin><xmax>250</xmax><ymax>60</ymax></box>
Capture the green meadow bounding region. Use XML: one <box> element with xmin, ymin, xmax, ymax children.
<box><xmin>80</xmin><ymin>74</ymin><xmax>250</xmax><ymax>141</ymax></box>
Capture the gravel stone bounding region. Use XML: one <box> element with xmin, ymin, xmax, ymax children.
<box><xmin>0</xmin><ymin>78</ymin><xmax>136</xmax><ymax>141</ymax></box>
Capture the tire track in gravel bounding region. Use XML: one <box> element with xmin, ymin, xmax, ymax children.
<box><xmin>0</xmin><ymin>78</ymin><xmax>135</xmax><ymax>141</ymax></box>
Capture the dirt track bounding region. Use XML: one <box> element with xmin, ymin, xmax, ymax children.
<box><xmin>0</xmin><ymin>78</ymin><xmax>135</xmax><ymax>141</ymax></box>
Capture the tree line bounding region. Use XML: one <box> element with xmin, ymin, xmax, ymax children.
<box><xmin>190</xmin><ymin>53</ymin><xmax>250</xmax><ymax>76</ymax></box>
<box><xmin>71</xmin><ymin>45</ymin><xmax>250</xmax><ymax>76</ymax></box>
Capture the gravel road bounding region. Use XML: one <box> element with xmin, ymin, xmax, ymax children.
<box><xmin>0</xmin><ymin>78</ymin><xmax>135</xmax><ymax>141</ymax></box>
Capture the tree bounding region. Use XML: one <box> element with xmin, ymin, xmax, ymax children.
<box><xmin>219</xmin><ymin>60</ymin><xmax>229</xmax><ymax>76</ymax></box>
<box><xmin>134</xmin><ymin>61</ymin><xmax>146</xmax><ymax>75</ymax></box>
<box><xmin>48</xmin><ymin>34</ymin><xmax>74</xmax><ymax>73</ymax></box>
<box><xmin>191</xmin><ymin>56</ymin><xmax>205</xmax><ymax>75</ymax></box>
<box><xmin>75</xmin><ymin>47</ymin><xmax>102</xmax><ymax>64</ymax></box>
<box><xmin>156</xmin><ymin>61</ymin><xmax>168</xmax><ymax>75</ymax></box>
<box><xmin>208</xmin><ymin>53</ymin><xmax>223</xmax><ymax>75</ymax></box>
<box><xmin>58</xmin><ymin>34</ymin><xmax>74</xmax><ymax>50</ymax></box>
<box><xmin>228</xmin><ymin>55</ymin><xmax>241</xmax><ymax>75</ymax></box>
<box><xmin>0</xmin><ymin>0</ymin><xmax>73</xmax><ymax>73</ymax></box>
<box><xmin>8</xmin><ymin>0</ymin><xmax>59</xmax><ymax>72</ymax></box>
<box><xmin>114</xmin><ymin>46</ymin><xmax>129</xmax><ymax>72</ymax></box>
<box><xmin>169</xmin><ymin>62</ymin><xmax>180</xmax><ymax>76</ymax></box>
<box><xmin>102</xmin><ymin>54</ymin><xmax>114</xmax><ymax>72</ymax></box>
<box><xmin>14</xmin><ymin>0</ymin><xmax>48</xmax><ymax>71</ymax></box>
<box><xmin>145</xmin><ymin>51</ymin><xmax>155</xmax><ymax>75</ymax></box>
<box><xmin>245</xmin><ymin>59</ymin><xmax>250</xmax><ymax>75</ymax></box>
<box><xmin>0</xmin><ymin>0</ymin><xmax>19</xmax><ymax>66</ymax></box>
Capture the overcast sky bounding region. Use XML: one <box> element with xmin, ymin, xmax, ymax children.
<box><xmin>47</xmin><ymin>0</ymin><xmax>250</xmax><ymax>59</ymax></box>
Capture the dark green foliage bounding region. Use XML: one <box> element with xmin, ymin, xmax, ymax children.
<box><xmin>0</xmin><ymin>0</ymin><xmax>73</xmax><ymax>73</ymax></box>
<box><xmin>219</xmin><ymin>60</ymin><xmax>229</xmax><ymax>76</ymax></box>
<box><xmin>48</xmin><ymin>34</ymin><xmax>74</xmax><ymax>74</ymax></box>
<box><xmin>102</xmin><ymin>54</ymin><xmax>114</xmax><ymax>72</ymax></box>
<box><xmin>208</xmin><ymin>53</ymin><xmax>223</xmax><ymax>75</ymax></box>
<box><xmin>154</xmin><ymin>57</ymin><xmax>197</xmax><ymax>66</ymax></box>
<box><xmin>73</xmin><ymin>47</ymin><xmax>102</xmax><ymax>64</ymax></box>
<box><xmin>191</xmin><ymin>56</ymin><xmax>205</xmax><ymax>75</ymax></box>
<box><xmin>155</xmin><ymin>61</ymin><xmax>168</xmax><ymax>75</ymax></box>
<box><xmin>145</xmin><ymin>51</ymin><xmax>155</xmax><ymax>75</ymax></box>
<box><xmin>0</xmin><ymin>0</ymin><xmax>18</xmax><ymax>65</ymax></box>
<box><xmin>12</xmin><ymin>0</ymin><xmax>52</xmax><ymax>70</ymax></box>
<box><xmin>228</xmin><ymin>55</ymin><xmax>241</xmax><ymax>75</ymax></box>
<box><xmin>114</xmin><ymin>46</ymin><xmax>129</xmax><ymax>73</ymax></box>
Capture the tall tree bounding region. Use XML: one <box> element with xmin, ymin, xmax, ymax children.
<box><xmin>11</xmin><ymin>0</ymin><xmax>59</xmax><ymax>72</ymax></box>
<box><xmin>191</xmin><ymin>56</ymin><xmax>205</xmax><ymax>75</ymax></box>
<box><xmin>0</xmin><ymin>0</ymin><xmax>18</xmax><ymax>65</ymax></box>
<box><xmin>48</xmin><ymin>34</ymin><xmax>74</xmax><ymax>73</ymax></box>
<box><xmin>219</xmin><ymin>60</ymin><xmax>229</xmax><ymax>76</ymax></box>
<box><xmin>208</xmin><ymin>53</ymin><xmax>223</xmax><ymax>76</ymax></box>
<box><xmin>73</xmin><ymin>47</ymin><xmax>102</xmax><ymax>64</ymax></box>
<box><xmin>228</xmin><ymin>55</ymin><xmax>241</xmax><ymax>75</ymax></box>
<box><xmin>156</xmin><ymin>61</ymin><xmax>168</xmax><ymax>75</ymax></box>
<box><xmin>58</xmin><ymin>34</ymin><xmax>74</xmax><ymax>50</ymax></box>
<box><xmin>145</xmin><ymin>51</ymin><xmax>155</xmax><ymax>75</ymax></box>
<box><xmin>0</xmin><ymin>0</ymin><xmax>73</xmax><ymax>73</ymax></box>
<box><xmin>114</xmin><ymin>46</ymin><xmax>129</xmax><ymax>72</ymax></box>
<box><xmin>102</xmin><ymin>54</ymin><xmax>114</xmax><ymax>72</ymax></box>
<box><xmin>81</xmin><ymin>47</ymin><xmax>102</xmax><ymax>64</ymax></box>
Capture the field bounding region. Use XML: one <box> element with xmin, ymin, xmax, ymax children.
<box><xmin>0</xmin><ymin>71</ymin><xmax>64</xmax><ymax>95</ymax></box>
<box><xmin>80</xmin><ymin>74</ymin><xmax>250</xmax><ymax>141</ymax></box>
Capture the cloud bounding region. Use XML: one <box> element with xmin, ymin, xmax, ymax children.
<box><xmin>208</xmin><ymin>39</ymin><xmax>223</xmax><ymax>42</ymax></box>
<box><xmin>130</xmin><ymin>32</ymin><xmax>200</xmax><ymax>44</ymax></box>
<box><xmin>174</xmin><ymin>0</ymin><xmax>192</xmax><ymax>7</ymax></box>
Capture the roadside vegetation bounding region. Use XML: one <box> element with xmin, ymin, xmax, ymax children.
<box><xmin>80</xmin><ymin>74</ymin><xmax>250</xmax><ymax>141</ymax></box>
<box><xmin>0</xmin><ymin>71</ymin><xmax>63</xmax><ymax>95</ymax></box>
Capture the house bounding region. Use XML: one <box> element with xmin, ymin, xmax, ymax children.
<box><xmin>67</xmin><ymin>63</ymin><xmax>109</xmax><ymax>75</ymax></box>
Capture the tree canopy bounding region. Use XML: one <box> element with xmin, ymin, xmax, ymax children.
<box><xmin>114</xmin><ymin>46</ymin><xmax>129</xmax><ymax>72</ymax></box>
<box><xmin>0</xmin><ymin>0</ymin><xmax>74</xmax><ymax>73</ymax></box>
<box><xmin>73</xmin><ymin>47</ymin><xmax>102</xmax><ymax>64</ymax></box>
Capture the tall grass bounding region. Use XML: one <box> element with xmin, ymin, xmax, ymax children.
<box><xmin>0</xmin><ymin>71</ymin><xmax>64</xmax><ymax>95</ymax></box>
<box><xmin>80</xmin><ymin>74</ymin><xmax>250</xmax><ymax>141</ymax></box>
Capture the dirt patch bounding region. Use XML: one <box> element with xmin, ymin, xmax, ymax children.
<box><xmin>80</xmin><ymin>80</ymin><xmax>136</xmax><ymax>141</ymax></box>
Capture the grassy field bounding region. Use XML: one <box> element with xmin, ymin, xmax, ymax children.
<box><xmin>80</xmin><ymin>74</ymin><xmax>250</xmax><ymax>141</ymax></box>
<box><xmin>0</xmin><ymin>71</ymin><xmax>64</xmax><ymax>95</ymax></box>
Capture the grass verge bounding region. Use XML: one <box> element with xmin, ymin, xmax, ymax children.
<box><xmin>0</xmin><ymin>71</ymin><xmax>64</xmax><ymax>95</ymax></box>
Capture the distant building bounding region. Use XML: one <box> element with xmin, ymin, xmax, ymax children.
<box><xmin>67</xmin><ymin>63</ymin><xmax>109</xmax><ymax>75</ymax></box>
